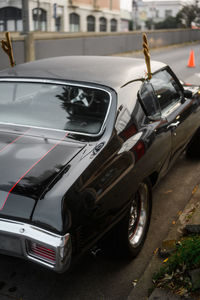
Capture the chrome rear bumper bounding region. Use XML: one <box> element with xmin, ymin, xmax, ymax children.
<box><xmin>0</xmin><ymin>218</ymin><xmax>71</xmax><ymax>273</ymax></box>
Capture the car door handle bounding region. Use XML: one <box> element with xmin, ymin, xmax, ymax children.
<box><xmin>167</xmin><ymin>121</ymin><xmax>180</xmax><ymax>130</ymax></box>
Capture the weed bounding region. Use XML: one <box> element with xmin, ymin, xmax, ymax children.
<box><xmin>153</xmin><ymin>235</ymin><xmax>200</xmax><ymax>295</ymax></box>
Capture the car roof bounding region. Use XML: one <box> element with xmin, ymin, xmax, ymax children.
<box><xmin>0</xmin><ymin>56</ymin><xmax>166</xmax><ymax>91</ymax></box>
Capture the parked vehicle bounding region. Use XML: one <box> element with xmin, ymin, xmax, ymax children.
<box><xmin>0</xmin><ymin>56</ymin><xmax>199</xmax><ymax>272</ymax></box>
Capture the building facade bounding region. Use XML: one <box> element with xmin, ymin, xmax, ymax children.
<box><xmin>120</xmin><ymin>0</ymin><xmax>132</xmax><ymax>31</ymax></box>
<box><xmin>137</xmin><ymin>0</ymin><xmax>187</xmax><ymax>29</ymax></box>
<box><xmin>68</xmin><ymin>0</ymin><xmax>120</xmax><ymax>32</ymax></box>
<box><xmin>121</xmin><ymin>0</ymin><xmax>188</xmax><ymax>30</ymax></box>
<box><xmin>0</xmin><ymin>0</ymin><xmax>120</xmax><ymax>33</ymax></box>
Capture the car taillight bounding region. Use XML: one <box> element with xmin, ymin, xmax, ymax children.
<box><xmin>27</xmin><ymin>241</ymin><xmax>56</xmax><ymax>264</ymax></box>
<box><xmin>132</xmin><ymin>141</ymin><xmax>145</xmax><ymax>161</ymax></box>
<box><xmin>120</xmin><ymin>124</ymin><xmax>137</xmax><ymax>140</ymax></box>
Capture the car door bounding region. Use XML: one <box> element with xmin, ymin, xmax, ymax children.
<box><xmin>150</xmin><ymin>67</ymin><xmax>198</xmax><ymax>164</ymax></box>
<box><xmin>138</xmin><ymin>80</ymin><xmax>172</xmax><ymax>178</ymax></box>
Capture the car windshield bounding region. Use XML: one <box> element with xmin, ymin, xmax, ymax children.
<box><xmin>0</xmin><ymin>81</ymin><xmax>110</xmax><ymax>135</ymax></box>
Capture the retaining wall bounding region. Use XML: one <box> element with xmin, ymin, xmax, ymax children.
<box><xmin>0</xmin><ymin>29</ymin><xmax>199</xmax><ymax>70</ymax></box>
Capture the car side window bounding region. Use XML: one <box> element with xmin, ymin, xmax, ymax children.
<box><xmin>116</xmin><ymin>81</ymin><xmax>142</xmax><ymax>134</ymax></box>
<box><xmin>139</xmin><ymin>81</ymin><xmax>161</xmax><ymax>119</ymax></box>
<box><xmin>150</xmin><ymin>69</ymin><xmax>183</xmax><ymax>115</ymax></box>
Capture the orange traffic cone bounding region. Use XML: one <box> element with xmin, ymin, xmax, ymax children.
<box><xmin>187</xmin><ymin>50</ymin><xmax>195</xmax><ymax>67</ymax></box>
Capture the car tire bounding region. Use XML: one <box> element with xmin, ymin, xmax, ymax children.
<box><xmin>186</xmin><ymin>128</ymin><xmax>200</xmax><ymax>158</ymax></box>
<box><xmin>113</xmin><ymin>179</ymin><xmax>152</xmax><ymax>259</ymax></box>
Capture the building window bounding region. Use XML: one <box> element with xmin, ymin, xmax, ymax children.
<box><xmin>32</xmin><ymin>8</ymin><xmax>47</xmax><ymax>31</ymax></box>
<box><xmin>155</xmin><ymin>10</ymin><xmax>159</xmax><ymax>18</ymax></box>
<box><xmin>110</xmin><ymin>18</ymin><xmax>117</xmax><ymax>32</ymax></box>
<box><xmin>165</xmin><ymin>10</ymin><xmax>172</xmax><ymax>18</ymax></box>
<box><xmin>55</xmin><ymin>17</ymin><xmax>61</xmax><ymax>31</ymax></box>
<box><xmin>87</xmin><ymin>15</ymin><xmax>95</xmax><ymax>32</ymax></box>
<box><xmin>69</xmin><ymin>13</ymin><xmax>80</xmax><ymax>32</ymax></box>
<box><xmin>0</xmin><ymin>6</ymin><xmax>22</xmax><ymax>32</ymax></box>
<box><xmin>99</xmin><ymin>17</ymin><xmax>107</xmax><ymax>32</ymax></box>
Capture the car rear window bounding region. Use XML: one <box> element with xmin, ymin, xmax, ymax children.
<box><xmin>0</xmin><ymin>82</ymin><xmax>110</xmax><ymax>135</ymax></box>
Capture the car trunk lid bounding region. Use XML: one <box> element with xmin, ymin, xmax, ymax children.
<box><xmin>0</xmin><ymin>126</ymin><xmax>85</xmax><ymax>221</ymax></box>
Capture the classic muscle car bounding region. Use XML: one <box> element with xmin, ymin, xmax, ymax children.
<box><xmin>0</xmin><ymin>56</ymin><xmax>199</xmax><ymax>273</ymax></box>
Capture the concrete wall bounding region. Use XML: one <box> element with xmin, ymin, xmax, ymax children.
<box><xmin>0</xmin><ymin>29</ymin><xmax>200</xmax><ymax>70</ymax></box>
<box><xmin>33</xmin><ymin>29</ymin><xmax>200</xmax><ymax>60</ymax></box>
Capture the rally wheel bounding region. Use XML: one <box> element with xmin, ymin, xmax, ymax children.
<box><xmin>115</xmin><ymin>179</ymin><xmax>152</xmax><ymax>258</ymax></box>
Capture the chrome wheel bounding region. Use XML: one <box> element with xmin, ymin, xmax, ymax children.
<box><xmin>128</xmin><ymin>182</ymin><xmax>149</xmax><ymax>248</ymax></box>
<box><xmin>105</xmin><ymin>179</ymin><xmax>151</xmax><ymax>259</ymax></box>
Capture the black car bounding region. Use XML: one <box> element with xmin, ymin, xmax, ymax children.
<box><xmin>0</xmin><ymin>56</ymin><xmax>199</xmax><ymax>272</ymax></box>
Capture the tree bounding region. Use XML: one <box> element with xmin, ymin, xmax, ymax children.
<box><xmin>176</xmin><ymin>4</ymin><xmax>200</xmax><ymax>27</ymax></box>
<box><xmin>145</xmin><ymin>18</ymin><xmax>154</xmax><ymax>30</ymax></box>
<box><xmin>154</xmin><ymin>16</ymin><xmax>181</xmax><ymax>29</ymax></box>
<box><xmin>129</xmin><ymin>20</ymin><xmax>133</xmax><ymax>31</ymax></box>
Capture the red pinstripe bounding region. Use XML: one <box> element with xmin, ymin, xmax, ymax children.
<box><xmin>0</xmin><ymin>132</ymin><xmax>68</xmax><ymax>211</ymax></box>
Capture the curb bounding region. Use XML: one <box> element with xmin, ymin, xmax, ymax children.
<box><xmin>127</xmin><ymin>184</ymin><xmax>200</xmax><ymax>300</ymax></box>
<box><xmin>148</xmin><ymin>288</ymin><xmax>194</xmax><ymax>300</ymax></box>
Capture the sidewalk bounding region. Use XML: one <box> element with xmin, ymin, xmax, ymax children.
<box><xmin>128</xmin><ymin>184</ymin><xmax>200</xmax><ymax>300</ymax></box>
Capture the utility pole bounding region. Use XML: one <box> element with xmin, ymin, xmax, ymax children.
<box><xmin>22</xmin><ymin>0</ymin><xmax>30</xmax><ymax>34</ymax></box>
<box><xmin>93</xmin><ymin>0</ymin><xmax>97</xmax><ymax>9</ymax></box>
<box><xmin>110</xmin><ymin>0</ymin><xmax>112</xmax><ymax>10</ymax></box>
<box><xmin>37</xmin><ymin>0</ymin><xmax>41</xmax><ymax>31</ymax></box>
<box><xmin>132</xmin><ymin>0</ymin><xmax>138</xmax><ymax>30</ymax></box>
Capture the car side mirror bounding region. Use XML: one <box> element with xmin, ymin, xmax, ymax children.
<box><xmin>183</xmin><ymin>89</ymin><xmax>193</xmax><ymax>99</ymax></box>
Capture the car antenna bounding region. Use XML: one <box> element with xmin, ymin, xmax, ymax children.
<box><xmin>1</xmin><ymin>32</ymin><xmax>15</xmax><ymax>67</ymax></box>
<box><xmin>143</xmin><ymin>33</ymin><xmax>152</xmax><ymax>80</ymax></box>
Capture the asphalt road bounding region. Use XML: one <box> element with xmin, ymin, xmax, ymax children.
<box><xmin>1</xmin><ymin>43</ymin><xmax>200</xmax><ymax>300</ymax></box>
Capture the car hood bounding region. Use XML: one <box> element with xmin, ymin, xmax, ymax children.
<box><xmin>0</xmin><ymin>126</ymin><xmax>85</xmax><ymax>221</ymax></box>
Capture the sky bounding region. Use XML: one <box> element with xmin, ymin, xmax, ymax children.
<box><xmin>120</xmin><ymin>0</ymin><xmax>193</xmax><ymax>10</ymax></box>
